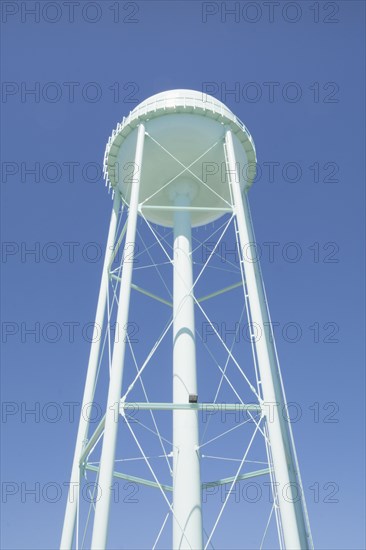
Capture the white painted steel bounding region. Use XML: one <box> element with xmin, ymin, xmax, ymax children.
<box><xmin>172</xmin><ymin>180</ymin><xmax>203</xmax><ymax>549</ymax></box>
<box><xmin>62</xmin><ymin>90</ymin><xmax>313</xmax><ymax>550</ymax></box>
<box><xmin>60</xmin><ymin>191</ymin><xmax>121</xmax><ymax>550</ymax></box>
<box><xmin>225</xmin><ymin>129</ymin><xmax>310</xmax><ymax>550</ymax></box>
<box><xmin>90</xmin><ymin>123</ymin><xmax>146</xmax><ymax>550</ymax></box>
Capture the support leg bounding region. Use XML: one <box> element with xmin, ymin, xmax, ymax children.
<box><xmin>91</xmin><ymin>123</ymin><xmax>145</xmax><ymax>550</ymax></box>
<box><xmin>225</xmin><ymin>129</ymin><xmax>311</xmax><ymax>550</ymax></box>
<box><xmin>60</xmin><ymin>191</ymin><xmax>121</xmax><ymax>550</ymax></box>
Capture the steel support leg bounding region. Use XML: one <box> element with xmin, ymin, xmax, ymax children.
<box><xmin>60</xmin><ymin>191</ymin><xmax>121</xmax><ymax>549</ymax></box>
<box><xmin>225</xmin><ymin>129</ymin><xmax>311</xmax><ymax>550</ymax></box>
<box><xmin>91</xmin><ymin>123</ymin><xmax>145</xmax><ymax>549</ymax></box>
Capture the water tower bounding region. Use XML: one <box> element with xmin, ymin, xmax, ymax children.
<box><xmin>61</xmin><ymin>90</ymin><xmax>313</xmax><ymax>549</ymax></box>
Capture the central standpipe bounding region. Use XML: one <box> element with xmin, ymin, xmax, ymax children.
<box><xmin>171</xmin><ymin>181</ymin><xmax>203</xmax><ymax>550</ymax></box>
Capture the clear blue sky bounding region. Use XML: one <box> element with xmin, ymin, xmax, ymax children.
<box><xmin>1</xmin><ymin>1</ymin><xmax>365</xmax><ymax>549</ymax></box>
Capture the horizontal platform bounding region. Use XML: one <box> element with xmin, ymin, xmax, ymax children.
<box><xmin>139</xmin><ymin>205</ymin><xmax>233</xmax><ymax>213</ymax></box>
<box><xmin>85</xmin><ymin>464</ymin><xmax>271</xmax><ymax>493</ymax></box>
<box><xmin>79</xmin><ymin>402</ymin><xmax>262</xmax><ymax>468</ymax></box>
<box><xmin>120</xmin><ymin>402</ymin><xmax>262</xmax><ymax>412</ymax></box>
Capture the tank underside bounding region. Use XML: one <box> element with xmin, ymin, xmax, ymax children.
<box><xmin>104</xmin><ymin>90</ymin><xmax>256</xmax><ymax>228</ymax></box>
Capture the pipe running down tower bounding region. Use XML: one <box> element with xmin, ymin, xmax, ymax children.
<box><xmin>61</xmin><ymin>90</ymin><xmax>313</xmax><ymax>550</ymax></box>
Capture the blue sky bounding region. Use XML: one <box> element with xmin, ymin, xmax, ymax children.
<box><xmin>1</xmin><ymin>1</ymin><xmax>365</xmax><ymax>549</ymax></box>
